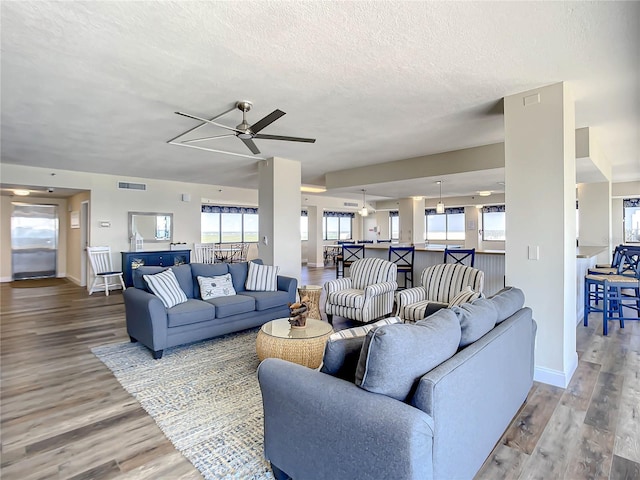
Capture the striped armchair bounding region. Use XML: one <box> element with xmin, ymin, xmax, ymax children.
<box><xmin>396</xmin><ymin>263</ymin><xmax>485</xmax><ymax>323</ymax></box>
<box><xmin>324</xmin><ymin>258</ymin><xmax>398</xmax><ymax>324</ymax></box>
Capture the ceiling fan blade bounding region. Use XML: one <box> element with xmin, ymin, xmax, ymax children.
<box><xmin>182</xmin><ymin>134</ymin><xmax>235</xmax><ymax>144</ymax></box>
<box><xmin>250</xmin><ymin>109</ymin><xmax>286</xmax><ymax>133</ymax></box>
<box><xmin>254</xmin><ymin>134</ymin><xmax>316</xmax><ymax>143</ymax></box>
<box><xmin>175</xmin><ymin>111</ymin><xmax>242</xmax><ymax>134</ymax></box>
<box><xmin>241</xmin><ymin>138</ymin><xmax>261</xmax><ymax>154</ymax></box>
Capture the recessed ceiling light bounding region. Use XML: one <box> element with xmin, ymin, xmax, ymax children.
<box><xmin>478</xmin><ymin>191</ymin><xmax>492</xmax><ymax>197</ymax></box>
<box><xmin>411</xmin><ymin>196</ymin><xmax>423</xmax><ymax>201</ymax></box>
<box><xmin>13</xmin><ymin>189</ymin><xmax>30</xmax><ymax>196</ymax></box>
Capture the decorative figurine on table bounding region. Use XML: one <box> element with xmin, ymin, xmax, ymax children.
<box><xmin>288</xmin><ymin>295</ymin><xmax>310</xmax><ymax>329</ymax></box>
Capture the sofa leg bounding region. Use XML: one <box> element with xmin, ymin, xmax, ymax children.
<box><xmin>129</xmin><ymin>336</ymin><xmax>137</xmax><ymax>343</ymax></box>
<box><xmin>326</xmin><ymin>314</ymin><xmax>333</xmax><ymax>325</ymax></box>
<box><xmin>270</xmin><ymin>463</ymin><xmax>291</xmax><ymax>480</ymax></box>
<box><xmin>152</xmin><ymin>349</ymin><xmax>164</xmax><ymax>360</ymax></box>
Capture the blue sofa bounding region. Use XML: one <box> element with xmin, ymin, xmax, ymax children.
<box><xmin>124</xmin><ymin>260</ymin><xmax>297</xmax><ymax>359</ymax></box>
<box><xmin>258</xmin><ymin>287</ymin><xmax>536</xmax><ymax>480</ymax></box>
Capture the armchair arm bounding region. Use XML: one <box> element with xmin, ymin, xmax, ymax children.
<box><xmin>258</xmin><ymin>358</ymin><xmax>434</xmax><ymax>480</ymax></box>
<box><xmin>395</xmin><ymin>286</ymin><xmax>427</xmax><ymax>321</ymax></box>
<box><xmin>364</xmin><ymin>281</ymin><xmax>398</xmax><ymax>298</ymax></box>
<box><xmin>324</xmin><ymin>277</ymin><xmax>352</xmax><ymax>294</ymax></box>
<box><xmin>277</xmin><ymin>275</ymin><xmax>297</xmax><ymax>303</ymax></box>
<box><xmin>123</xmin><ymin>287</ymin><xmax>168</xmax><ymax>351</ymax></box>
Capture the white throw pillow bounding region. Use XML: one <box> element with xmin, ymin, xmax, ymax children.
<box><xmin>143</xmin><ymin>268</ymin><xmax>188</xmax><ymax>309</ymax></box>
<box><xmin>448</xmin><ymin>286</ymin><xmax>482</xmax><ymax>307</ymax></box>
<box><xmin>198</xmin><ymin>274</ymin><xmax>236</xmax><ymax>300</ymax></box>
<box><xmin>245</xmin><ymin>261</ymin><xmax>279</xmax><ymax>292</ymax></box>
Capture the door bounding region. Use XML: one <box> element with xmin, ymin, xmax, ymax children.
<box><xmin>80</xmin><ymin>200</ymin><xmax>89</xmax><ymax>286</ymax></box>
<box><xmin>11</xmin><ymin>203</ymin><xmax>59</xmax><ymax>280</ymax></box>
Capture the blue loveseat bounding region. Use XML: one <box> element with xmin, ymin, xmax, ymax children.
<box><xmin>258</xmin><ymin>287</ymin><xmax>536</xmax><ymax>480</ymax></box>
<box><xmin>124</xmin><ymin>260</ymin><xmax>297</xmax><ymax>359</ymax></box>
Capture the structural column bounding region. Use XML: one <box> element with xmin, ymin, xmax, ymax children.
<box><xmin>306</xmin><ymin>205</ymin><xmax>324</xmax><ymax>267</ymax></box>
<box><xmin>504</xmin><ymin>82</ymin><xmax>577</xmax><ymax>388</ymax></box>
<box><xmin>578</xmin><ymin>182</ymin><xmax>612</xmax><ymax>264</ymax></box>
<box><xmin>258</xmin><ymin>157</ymin><xmax>302</xmax><ymax>281</ymax></box>
<box><xmin>398</xmin><ymin>198</ymin><xmax>426</xmax><ymax>244</ymax></box>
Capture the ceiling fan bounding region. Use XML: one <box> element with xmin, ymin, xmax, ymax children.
<box><xmin>172</xmin><ymin>101</ymin><xmax>316</xmax><ymax>156</ymax></box>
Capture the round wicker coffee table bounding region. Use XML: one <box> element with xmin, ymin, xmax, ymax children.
<box><xmin>256</xmin><ymin>318</ymin><xmax>333</xmax><ymax>369</ymax></box>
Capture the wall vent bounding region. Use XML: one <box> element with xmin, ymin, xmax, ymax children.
<box><xmin>343</xmin><ymin>202</ymin><xmax>358</xmax><ymax>207</ymax></box>
<box><xmin>118</xmin><ymin>181</ymin><xmax>147</xmax><ymax>191</ymax></box>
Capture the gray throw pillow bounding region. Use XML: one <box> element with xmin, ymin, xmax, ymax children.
<box><xmin>489</xmin><ymin>286</ymin><xmax>525</xmax><ymax>323</ymax></box>
<box><xmin>355</xmin><ymin>309</ymin><xmax>461</xmax><ymax>401</ymax></box>
<box><xmin>321</xmin><ymin>317</ymin><xmax>402</xmax><ymax>381</ymax></box>
<box><xmin>452</xmin><ymin>297</ymin><xmax>498</xmax><ymax>347</ymax></box>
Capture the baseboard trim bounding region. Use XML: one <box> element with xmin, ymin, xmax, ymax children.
<box><xmin>534</xmin><ymin>352</ymin><xmax>578</xmax><ymax>388</ymax></box>
<box><xmin>0</xmin><ymin>276</ymin><xmax>12</xmax><ymax>283</ymax></box>
<box><xmin>66</xmin><ymin>275</ymin><xmax>82</xmax><ymax>286</ymax></box>
<box><xmin>307</xmin><ymin>262</ymin><xmax>324</xmax><ymax>268</ymax></box>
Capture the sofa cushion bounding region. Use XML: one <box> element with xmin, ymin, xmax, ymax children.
<box><xmin>321</xmin><ymin>317</ymin><xmax>402</xmax><ymax>381</ymax></box>
<box><xmin>205</xmin><ymin>294</ymin><xmax>255</xmax><ymax>318</ymax></box>
<box><xmin>228</xmin><ymin>259</ymin><xmax>262</xmax><ymax>293</ymax></box>
<box><xmin>490</xmin><ymin>286</ymin><xmax>525</xmax><ymax>324</ymax></box>
<box><xmin>167</xmin><ymin>299</ymin><xmax>216</xmax><ymax>327</ymax></box>
<box><xmin>327</xmin><ymin>289</ymin><xmax>365</xmax><ymax>309</ymax></box>
<box><xmin>242</xmin><ymin>290</ymin><xmax>290</xmax><ymax>311</ymax></box>
<box><xmin>191</xmin><ymin>263</ymin><xmax>229</xmax><ymax>298</ymax></box>
<box><xmin>448</xmin><ymin>286</ymin><xmax>482</xmax><ymax>307</ymax></box>
<box><xmin>246</xmin><ymin>261</ymin><xmax>279</xmax><ymax>291</ymax></box>
<box><xmin>355</xmin><ymin>309</ymin><xmax>461</xmax><ymax>401</ymax></box>
<box><xmin>143</xmin><ymin>268</ymin><xmax>188</xmax><ymax>308</ymax></box>
<box><xmin>452</xmin><ymin>297</ymin><xmax>498</xmax><ymax>347</ymax></box>
<box><xmin>197</xmin><ymin>274</ymin><xmax>236</xmax><ymax>300</ymax></box>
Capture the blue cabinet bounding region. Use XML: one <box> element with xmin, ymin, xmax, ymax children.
<box><xmin>121</xmin><ymin>250</ymin><xmax>191</xmax><ymax>287</ymax></box>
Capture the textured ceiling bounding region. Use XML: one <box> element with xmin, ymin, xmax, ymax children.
<box><xmin>1</xmin><ymin>1</ymin><xmax>638</xmax><ymax>200</ymax></box>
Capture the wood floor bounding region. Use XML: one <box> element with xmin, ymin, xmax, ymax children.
<box><xmin>1</xmin><ymin>267</ymin><xmax>639</xmax><ymax>479</ymax></box>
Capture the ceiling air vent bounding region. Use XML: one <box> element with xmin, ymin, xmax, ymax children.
<box><xmin>118</xmin><ymin>181</ymin><xmax>147</xmax><ymax>191</ymax></box>
<box><xmin>343</xmin><ymin>202</ymin><xmax>358</xmax><ymax>207</ymax></box>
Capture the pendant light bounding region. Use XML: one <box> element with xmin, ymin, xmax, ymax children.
<box><xmin>360</xmin><ymin>189</ymin><xmax>369</xmax><ymax>217</ymax></box>
<box><xmin>436</xmin><ymin>181</ymin><xmax>445</xmax><ymax>214</ymax></box>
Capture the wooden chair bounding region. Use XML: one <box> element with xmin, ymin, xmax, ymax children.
<box><xmin>336</xmin><ymin>244</ymin><xmax>365</xmax><ymax>278</ymax></box>
<box><xmin>444</xmin><ymin>248</ymin><xmax>476</xmax><ymax>267</ymax></box>
<box><xmin>193</xmin><ymin>243</ymin><xmax>217</xmax><ymax>264</ymax></box>
<box><xmin>389</xmin><ymin>245</ymin><xmax>415</xmax><ymax>289</ymax></box>
<box><xmin>87</xmin><ymin>246</ymin><xmax>126</xmax><ymax>296</ymax></box>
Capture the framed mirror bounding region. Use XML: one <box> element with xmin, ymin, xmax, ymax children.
<box><xmin>128</xmin><ymin>212</ymin><xmax>173</xmax><ymax>243</ymax></box>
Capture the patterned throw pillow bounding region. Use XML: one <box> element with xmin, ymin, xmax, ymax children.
<box><xmin>448</xmin><ymin>286</ymin><xmax>482</xmax><ymax>307</ymax></box>
<box><xmin>143</xmin><ymin>268</ymin><xmax>188</xmax><ymax>309</ymax></box>
<box><xmin>245</xmin><ymin>261</ymin><xmax>279</xmax><ymax>292</ymax></box>
<box><xmin>198</xmin><ymin>274</ymin><xmax>236</xmax><ymax>300</ymax></box>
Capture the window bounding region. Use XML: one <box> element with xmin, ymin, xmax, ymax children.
<box><xmin>624</xmin><ymin>198</ymin><xmax>640</xmax><ymax>243</ymax></box>
<box><xmin>389</xmin><ymin>211</ymin><xmax>399</xmax><ymax>240</ymax></box>
<box><xmin>323</xmin><ymin>211</ymin><xmax>353</xmax><ymax>240</ymax></box>
<box><xmin>201</xmin><ymin>205</ymin><xmax>259</xmax><ymax>243</ymax></box>
<box><xmin>300</xmin><ymin>211</ymin><xmax>308</xmax><ymax>241</ymax></box>
<box><xmin>482</xmin><ymin>205</ymin><xmax>506</xmax><ymax>241</ymax></box>
<box><xmin>425</xmin><ymin>208</ymin><xmax>465</xmax><ymax>241</ymax></box>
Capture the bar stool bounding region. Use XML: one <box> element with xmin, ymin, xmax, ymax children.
<box><xmin>336</xmin><ymin>244</ymin><xmax>365</xmax><ymax>278</ymax></box>
<box><xmin>444</xmin><ymin>248</ymin><xmax>476</xmax><ymax>267</ymax></box>
<box><xmin>389</xmin><ymin>245</ymin><xmax>415</xmax><ymax>289</ymax></box>
<box><xmin>584</xmin><ymin>273</ymin><xmax>640</xmax><ymax>335</ymax></box>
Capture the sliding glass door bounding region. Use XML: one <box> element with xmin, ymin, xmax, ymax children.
<box><xmin>11</xmin><ymin>203</ymin><xmax>59</xmax><ymax>280</ymax></box>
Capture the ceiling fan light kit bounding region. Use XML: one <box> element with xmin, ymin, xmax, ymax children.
<box><xmin>168</xmin><ymin>100</ymin><xmax>316</xmax><ymax>158</ymax></box>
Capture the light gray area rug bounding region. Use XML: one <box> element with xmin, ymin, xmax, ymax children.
<box><xmin>92</xmin><ymin>329</ymin><xmax>273</xmax><ymax>480</ymax></box>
